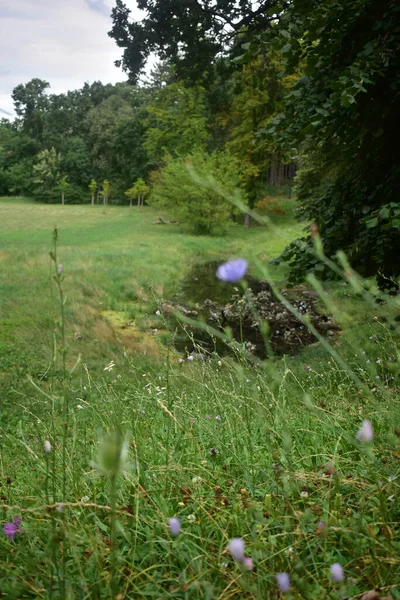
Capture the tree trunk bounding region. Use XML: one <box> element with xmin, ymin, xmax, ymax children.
<box><xmin>61</xmin><ymin>191</ymin><xmax>65</xmax><ymax>205</ymax></box>
<box><xmin>97</xmin><ymin>190</ymin><xmax>100</xmax><ymax>204</ymax></box>
<box><xmin>103</xmin><ymin>194</ymin><xmax>106</xmax><ymax>206</ymax></box>
<box><xmin>130</xmin><ymin>197</ymin><xmax>132</xmax><ymax>207</ymax></box>
<box><xmin>91</xmin><ymin>194</ymin><xmax>94</xmax><ymax>206</ymax></box>
<box><xmin>244</xmin><ymin>213</ymin><xmax>251</xmax><ymax>228</ymax></box>
<box><xmin>269</xmin><ymin>153</ymin><xmax>278</xmax><ymax>186</ymax></box>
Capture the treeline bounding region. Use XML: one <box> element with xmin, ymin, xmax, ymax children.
<box><xmin>0</xmin><ymin>56</ymin><xmax>294</xmax><ymax>216</ymax></box>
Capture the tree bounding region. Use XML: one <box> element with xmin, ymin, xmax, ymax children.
<box><xmin>89</xmin><ymin>179</ymin><xmax>97</xmax><ymax>205</ymax></box>
<box><xmin>32</xmin><ymin>147</ymin><xmax>61</xmax><ymax>199</ymax></box>
<box><xmin>102</xmin><ymin>179</ymin><xmax>111</xmax><ymax>205</ymax></box>
<box><xmin>269</xmin><ymin>0</ymin><xmax>400</xmax><ymax>286</ymax></box>
<box><xmin>125</xmin><ymin>178</ymin><xmax>150</xmax><ymax>207</ymax></box>
<box><xmin>58</xmin><ymin>176</ymin><xmax>70</xmax><ymax>205</ymax></box>
<box><xmin>149</xmin><ymin>150</ymin><xmax>245</xmax><ymax>234</ymax></box>
<box><xmin>109</xmin><ymin>0</ymin><xmax>287</xmax><ymax>83</ymax></box>
<box><xmin>225</xmin><ymin>51</ymin><xmax>296</xmax><ymax>223</ymax></box>
<box><xmin>12</xmin><ymin>78</ymin><xmax>50</xmax><ymax>141</ymax></box>
<box><xmin>144</xmin><ymin>83</ymin><xmax>209</xmax><ymax>165</ymax></box>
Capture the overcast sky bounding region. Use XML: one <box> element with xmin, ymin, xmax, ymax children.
<box><xmin>0</xmin><ymin>0</ymin><xmax>144</xmax><ymax>117</ymax></box>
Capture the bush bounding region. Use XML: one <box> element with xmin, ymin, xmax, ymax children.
<box><xmin>149</xmin><ymin>150</ymin><xmax>246</xmax><ymax>234</ymax></box>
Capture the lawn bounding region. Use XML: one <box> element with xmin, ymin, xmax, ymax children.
<box><xmin>0</xmin><ymin>197</ymin><xmax>399</xmax><ymax>599</ymax></box>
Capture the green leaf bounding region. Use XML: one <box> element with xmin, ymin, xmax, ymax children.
<box><xmin>366</xmin><ymin>217</ymin><xmax>379</xmax><ymax>228</ymax></box>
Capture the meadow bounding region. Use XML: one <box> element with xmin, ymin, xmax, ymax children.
<box><xmin>0</xmin><ymin>197</ymin><xmax>399</xmax><ymax>599</ymax></box>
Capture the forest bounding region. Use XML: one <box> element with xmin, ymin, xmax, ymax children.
<box><xmin>1</xmin><ymin>0</ymin><xmax>399</xmax><ymax>285</ymax></box>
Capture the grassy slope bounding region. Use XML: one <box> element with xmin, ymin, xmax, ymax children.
<box><xmin>0</xmin><ymin>197</ymin><xmax>399</xmax><ymax>599</ymax></box>
<box><xmin>0</xmin><ymin>197</ymin><xmax>302</xmax><ymax>374</ymax></box>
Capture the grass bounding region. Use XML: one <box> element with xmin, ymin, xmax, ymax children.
<box><xmin>0</xmin><ymin>197</ymin><xmax>302</xmax><ymax>375</ymax></box>
<box><xmin>0</xmin><ymin>197</ymin><xmax>399</xmax><ymax>599</ymax></box>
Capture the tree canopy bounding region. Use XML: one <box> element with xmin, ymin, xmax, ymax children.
<box><xmin>109</xmin><ymin>0</ymin><xmax>287</xmax><ymax>82</ymax></box>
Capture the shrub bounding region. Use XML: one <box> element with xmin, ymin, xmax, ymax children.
<box><xmin>149</xmin><ymin>150</ymin><xmax>246</xmax><ymax>234</ymax></box>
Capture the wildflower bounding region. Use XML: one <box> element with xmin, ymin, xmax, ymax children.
<box><xmin>316</xmin><ymin>521</ymin><xmax>326</xmax><ymax>535</ymax></box>
<box><xmin>276</xmin><ymin>572</ymin><xmax>291</xmax><ymax>593</ymax></box>
<box><xmin>77</xmin><ymin>404</ymin><xmax>83</xmax><ymax>409</ymax></box>
<box><xmin>216</xmin><ymin>258</ymin><xmax>248</xmax><ymax>283</ymax></box>
<box><xmin>243</xmin><ymin>557</ymin><xmax>254</xmax><ymax>570</ymax></box>
<box><xmin>356</xmin><ymin>420</ymin><xmax>374</xmax><ymax>443</ymax></box>
<box><xmin>57</xmin><ymin>264</ymin><xmax>63</xmax><ymax>275</ymax></box>
<box><xmin>168</xmin><ymin>517</ymin><xmax>181</xmax><ymax>536</ymax></box>
<box><xmin>4</xmin><ymin>517</ymin><xmax>22</xmax><ymax>541</ymax></box>
<box><xmin>305</xmin><ymin>365</ymin><xmax>312</xmax><ymax>371</ymax></box>
<box><xmin>192</xmin><ymin>476</ymin><xmax>202</xmax><ymax>486</ymax></box>
<box><xmin>80</xmin><ymin>495</ymin><xmax>90</xmax><ymax>503</ymax></box>
<box><xmin>155</xmin><ymin>310</ymin><xmax>161</xmax><ymax>316</ymax></box>
<box><xmin>178</xmin><ymin>358</ymin><xmax>185</xmax><ymax>364</ymax></box>
<box><xmin>44</xmin><ymin>440</ymin><xmax>51</xmax><ymax>453</ymax></box>
<box><xmin>104</xmin><ymin>360</ymin><xmax>115</xmax><ymax>372</ymax></box>
<box><xmin>187</xmin><ymin>514</ymin><xmax>196</xmax><ymax>523</ymax></box>
<box><xmin>205</xmin><ymin>414</ymin><xmax>212</xmax><ymax>419</ymax></box>
<box><xmin>227</xmin><ymin>538</ymin><xmax>245</xmax><ymax>562</ymax></box>
<box><xmin>215</xmin><ymin>415</ymin><xmax>222</xmax><ymax>421</ymax></box>
<box><xmin>56</xmin><ymin>503</ymin><xmax>64</xmax><ymax>513</ymax></box>
<box><xmin>300</xmin><ymin>491</ymin><xmax>309</xmax><ymax>498</ymax></box>
<box><xmin>217</xmin><ymin>360</ymin><xmax>222</xmax><ymax>367</ymax></box>
<box><xmin>187</xmin><ymin>355</ymin><xmax>194</xmax><ymax>362</ymax></box>
<box><xmin>245</xmin><ymin>378</ymin><xmax>251</xmax><ymax>383</ymax></box>
<box><xmin>209</xmin><ymin>447</ymin><xmax>219</xmax><ymax>456</ymax></box>
<box><xmin>330</xmin><ymin>563</ymin><xmax>344</xmax><ymax>582</ymax></box>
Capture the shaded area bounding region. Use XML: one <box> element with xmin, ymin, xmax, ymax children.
<box><xmin>166</xmin><ymin>261</ymin><xmax>338</xmax><ymax>358</ymax></box>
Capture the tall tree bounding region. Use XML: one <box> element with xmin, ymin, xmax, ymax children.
<box><xmin>144</xmin><ymin>83</ymin><xmax>209</xmax><ymax>165</ymax></box>
<box><xmin>270</xmin><ymin>0</ymin><xmax>400</xmax><ymax>286</ymax></box>
<box><xmin>109</xmin><ymin>0</ymin><xmax>287</xmax><ymax>82</ymax></box>
<box><xmin>12</xmin><ymin>79</ymin><xmax>50</xmax><ymax>141</ymax></box>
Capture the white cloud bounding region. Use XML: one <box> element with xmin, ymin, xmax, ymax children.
<box><xmin>0</xmin><ymin>0</ymin><xmax>145</xmax><ymax>117</ymax></box>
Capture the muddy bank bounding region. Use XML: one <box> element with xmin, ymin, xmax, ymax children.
<box><xmin>165</xmin><ymin>261</ymin><xmax>338</xmax><ymax>358</ymax></box>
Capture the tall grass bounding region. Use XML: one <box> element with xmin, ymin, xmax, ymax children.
<box><xmin>0</xmin><ymin>200</ymin><xmax>399</xmax><ymax>599</ymax></box>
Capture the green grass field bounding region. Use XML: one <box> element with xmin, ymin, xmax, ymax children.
<box><xmin>0</xmin><ymin>197</ymin><xmax>399</xmax><ymax>599</ymax></box>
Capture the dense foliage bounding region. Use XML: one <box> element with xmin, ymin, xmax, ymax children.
<box><xmin>150</xmin><ymin>150</ymin><xmax>244</xmax><ymax>233</ymax></box>
<box><xmin>268</xmin><ymin>0</ymin><xmax>400</xmax><ymax>286</ymax></box>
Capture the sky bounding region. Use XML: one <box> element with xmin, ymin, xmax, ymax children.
<box><xmin>0</xmin><ymin>0</ymin><xmax>144</xmax><ymax>118</ymax></box>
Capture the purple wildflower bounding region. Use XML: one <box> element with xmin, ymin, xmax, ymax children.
<box><xmin>168</xmin><ymin>517</ymin><xmax>181</xmax><ymax>537</ymax></box>
<box><xmin>4</xmin><ymin>517</ymin><xmax>21</xmax><ymax>541</ymax></box>
<box><xmin>216</xmin><ymin>259</ymin><xmax>248</xmax><ymax>283</ymax></box>
<box><xmin>276</xmin><ymin>572</ymin><xmax>291</xmax><ymax>593</ymax></box>
<box><xmin>205</xmin><ymin>414</ymin><xmax>212</xmax><ymax>419</ymax></box>
<box><xmin>187</xmin><ymin>355</ymin><xmax>194</xmax><ymax>362</ymax></box>
<box><xmin>356</xmin><ymin>420</ymin><xmax>373</xmax><ymax>443</ymax></box>
<box><xmin>243</xmin><ymin>557</ymin><xmax>254</xmax><ymax>570</ymax></box>
<box><xmin>330</xmin><ymin>563</ymin><xmax>344</xmax><ymax>582</ymax></box>
<box><xmin>305</xmin><ymin>365</ymin><xmax>312</xmax><ymax>371</ymax></box>
<box><xmin>227</xmin><ymin>538</ymin><xmax>245</xmax><ymax>562</ymax></box>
